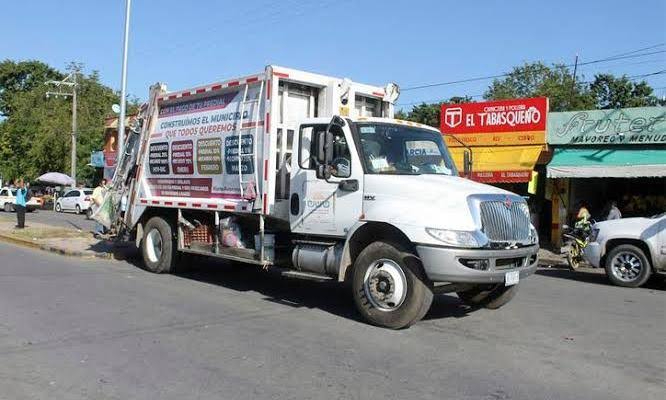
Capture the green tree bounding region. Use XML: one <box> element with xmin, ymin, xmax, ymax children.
<box><xmin>589</xmin><ymin>74</ymin><xmax>663</xmax><ymax>109</ymax></box>
<box><xmin>484</xmin><ymin>62</ymin><xmax>594</xmax><ymax>111</ymax></box>
<box><xmin>397</xmin><ymin>96</ymin><xmax>474</xmax><ymax>128</ymax></box>
<box><xmin>0</xmin><ymin>60</ymin><xmax>121</xmax><ymax>185</ymax></box>
<box><xmin>0</xmin><ymin>60</ymin><xmax>63</xmax><ymax>117</ymax></box>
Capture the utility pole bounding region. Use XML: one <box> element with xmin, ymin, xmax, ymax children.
<box><xmin>71</xmin><ymin>71</ymin><xmax>78</xmax><ymax>187</ymax></box>
<box><xmin>569</xmin><ymin>54</ymin><xmax>579</xmax><ymax>107</ymax></box>
<box><xmin>46</xmin><ymin>62</ymin><xmax>81</xmax><ymax>187</ymax></box>
<box><xmin>117</xmin><ymin>0</ymin><xmax>132</xmax><ymax>165</ymax></box>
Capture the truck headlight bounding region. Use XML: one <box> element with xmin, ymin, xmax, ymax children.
<box><xmin>426</xmin><ymin>228</ymin><xmax>480</xmax><ymax>248</ymax></box>
<box><xmin>529</xmin><ymin>224</ymin><xmax>539</xmax><ymax>245</ymax></box>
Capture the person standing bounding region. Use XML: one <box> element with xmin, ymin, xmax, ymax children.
<box><xmin>606</xmin><ymin>201</ymin><xmax>622</xmax><ymax>220</ymax></box>
<box><xmin>91</xmin><ymin>179</ymin><xmax>108</xmax><ymax>237</ymax></box>
<box><xmin>14</xmin><ymin>178</ymin><xmax>28</xmax><ymax>229</ymax></box>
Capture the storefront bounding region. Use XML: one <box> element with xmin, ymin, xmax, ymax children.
<box><xmin>546</xmin><ymin>106</ymin><xmax>666</xmax><ymax>246</ymax></box>
<box><xmin>102</xmin><ymin>114</ymin><xmax>136</xmax><ymax>180</ymax></box>
<box><xmin>441</xmin><ymin>98</ymin><xmax>550</xmax><ymax>233</ymax></box>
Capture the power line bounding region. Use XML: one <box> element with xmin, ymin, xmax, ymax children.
<box><xmin>398</xmin><ymin>69</ymin><xmax>666</xmax><ymax>107</ymax></box>
<box><xmin>401</xmin><ymin>45</ymin><xmax>666</xmax><ymax>91</ymax></box>
<box><xmin>601</xmin><ymin>43</ymin><xmax>665</xmax><ymax>59</ymax></box>
<box><xmin>397</xmin><ymin>94</ymin><xmax>484</xmax><ymax>107</ymax></box>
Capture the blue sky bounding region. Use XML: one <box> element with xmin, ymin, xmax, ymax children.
<box><xmin>2</xmin><ymin>0</ymin><xmax>665</xmax><ymax>109</ymax></box>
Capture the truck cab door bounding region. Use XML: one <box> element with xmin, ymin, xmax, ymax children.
<box><xmin>289</xmin><ymin>118</ymin><xmax>363</xmax><ymax>237</ymax></box>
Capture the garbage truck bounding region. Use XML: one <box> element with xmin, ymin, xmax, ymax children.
<box><xmin>100</xmin><ymin>65</ymin><xmax>539</xmax><ymax>329</ymax></box>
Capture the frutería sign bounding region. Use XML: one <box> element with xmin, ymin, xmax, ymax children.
<box><xmin>547</xmin><ymin>107</ymin><xmax>666</xmax><ymax>145</ymax></box>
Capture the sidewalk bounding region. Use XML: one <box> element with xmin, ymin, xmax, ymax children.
<box><xmin>538</xmin><ymin>247</ymin><xmax>568</xmax><ymax>268</ymax></box>
<box><xmin>0</xmin><ymin>219</ymin><xmax>134</xmax><ymax>260</ymax></box>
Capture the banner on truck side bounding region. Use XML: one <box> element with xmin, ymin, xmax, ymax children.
<box><xmin>441</xmin><ymin>97</ymin><xmax>548</xmax><ymax>147</ymax></box>
<box><xmin>145</xmin><ymin>85</ymin><xmax>265</xmax><ymax>199</ymax></box>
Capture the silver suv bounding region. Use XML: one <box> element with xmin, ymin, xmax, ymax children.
<box><xmin>584</xmin><ymin>213</ymin><xmax>666</xmax><ymax>287</ymax></box>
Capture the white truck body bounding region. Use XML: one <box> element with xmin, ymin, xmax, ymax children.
<box><xmin>106</xmin><ymin>65</ymin><xmax>539</xmax><ymax>328</ymax></box>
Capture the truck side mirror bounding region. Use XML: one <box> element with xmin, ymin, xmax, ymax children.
<box><xmin>316</xmin><ymin>164</ymin><xmax>331</xmax><ymax>180</ymax></box>
<box><xmin>463</xmin><ymin>150</ymin><xmax>472</xmax><ymax>178</ymax></box>
<box><xmin>317</xmin><ymin>130</ymin><xmax>334</xmax><ymax>165</ymax></box>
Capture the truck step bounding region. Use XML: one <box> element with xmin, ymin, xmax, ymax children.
<box><xmin>292</xmin><ymin>239</ymin><xmax>338</xmax><ymax>246</ymax></box>
<box><xmin>280</xmin><ymin>270</ymin><xmax>333</xmax><ymax>282</ymax></box>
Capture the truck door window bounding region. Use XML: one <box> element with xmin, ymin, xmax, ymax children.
<box><xmin>330</xmin><ymin>129</ymin><xmax>351</xmax><ymax>178</ymax></box>
<box><xmin>298</xmin><ymin>124</ymin><xmax>351</xmax><ymax>178</ymax></box>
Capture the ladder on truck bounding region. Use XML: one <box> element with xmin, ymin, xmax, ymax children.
<box><xmin>236</xmin><ymin>79</ymin><xmax>264</xmax><ymax>207</ymax></box>
<box><xmin>236</xmin><ymin>79</ymin><xmax>267</xmax><ymax>262</ymax></box>
<box><xmin>119</xmin><ymin>84</ymin><xmax>164</xmax><ymax>231</ymax></box>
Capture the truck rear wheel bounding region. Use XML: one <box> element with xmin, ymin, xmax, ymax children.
<box><xmin>141</xmin><ymin>216</ymin><xmax>177</xmax><ymax>274</ymax></box>
<box><xmin>457</xmin><ymin>284</ymin><xmax>518</xmax><ymax>309</ymax></box>
<box><xmin>352</xmin><ymin>242</ymin><xmax>433</xmax><ymax>329</ymax></box>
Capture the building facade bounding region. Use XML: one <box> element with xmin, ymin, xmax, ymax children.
<box><xmin>545</xmin><ymin>106</ymin><xmax>666</xmax><ymax>246</ymax></box>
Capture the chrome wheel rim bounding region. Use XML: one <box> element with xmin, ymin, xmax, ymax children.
<box><xmin>363</xmin><ymin>259</ymin><xmax>407</xmax><ymax>311</ymax></box>
<box><xmin>145</xmin><ymin>229</ymin><xmax>163</xmax><ymax>263</ymax></box>
<box><xmin>611</xmin><ymin>252</ymin><xmax>642</xmax><ymax>282</ymax></box>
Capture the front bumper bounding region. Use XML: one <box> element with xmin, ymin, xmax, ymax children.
<box><xmin>416</xmin><ymin>244</ymin><xmax>539</xmax><ymax>284</ymax></box>
<box><xmin>583</xmin><ymin>242</ymin><xmax>602</xmax><ymax>268</ymax></box>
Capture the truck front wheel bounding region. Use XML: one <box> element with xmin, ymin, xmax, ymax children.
<box><xmin>457</xmin><ymin>284</ymin><xmax>518</xmax><ymax>309</ymax></box>
<box><xmin>141</xmin><ymin>216</ymin><xmax>177</xmax><ymax>274</ymax></box>
<box><xmin>352</xmin><ymin>242</ymin><xmax>433</xmax><ymax>329</ymax></box>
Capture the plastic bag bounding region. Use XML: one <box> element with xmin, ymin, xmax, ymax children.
<box><xmin>220</xmin><ymin>217</ymin><xmax>245</xmax><ymax>248</ymax></box>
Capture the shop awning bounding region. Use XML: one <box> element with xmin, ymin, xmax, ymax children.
<box><xmin>449</xmin><ymin>145</ymin><xmax>543</xmax><ymax>183</ymax></box>
<box><xmin>547</xmin><ymin>148</ymin><xmax>666</xmax><ymax>178</ymax></box>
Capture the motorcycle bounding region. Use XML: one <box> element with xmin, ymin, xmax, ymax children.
<box><xmin>561</xmin><ymin>219</ymin><xmax>594</xmax><ymax>270</ymax></box>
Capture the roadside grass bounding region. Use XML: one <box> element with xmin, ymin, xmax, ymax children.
<box><xmin>3</xmin><ymin>226</ymin><xmax>90</xmax><ymax>241</ymax></box>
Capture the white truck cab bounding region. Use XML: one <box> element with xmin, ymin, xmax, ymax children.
<box><xmin>99</xmin><ymin>66</ymin><xmax>538</xmax><ymax>329</ymax></box>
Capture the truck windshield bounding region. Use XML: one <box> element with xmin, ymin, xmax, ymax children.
<box><xmin>356</xmin><ymin>123</ymin><xmax>457</xmax><ymax>175</ymax></box>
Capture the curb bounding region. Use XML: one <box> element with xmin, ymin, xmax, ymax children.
<box><xmin>0</xmin><ymin>233</ymin><xmax>115</xmax><ymax>260</ymax></box>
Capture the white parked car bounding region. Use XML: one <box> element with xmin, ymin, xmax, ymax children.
<box><xmin>55</xmin><ymin>188</ymin><xmax>93</xmax><ymax>215</ymax></box>
<box><xmin>584</xmin><ymin>213</ymin><xmax>666</xmax><ymax>287</ymax></box>
<box><xmin>0</xmin><ymin>187</ymin><xmax>43</xmax><ymax>212</ymax></box>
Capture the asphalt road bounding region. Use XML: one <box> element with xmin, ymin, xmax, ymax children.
<box><xmin>0</xmin><ymin>242</ymin><xmax>664</xmax><ymax>400</ymax></box>
<box><xmin>0</xmin><ymin>208</ymin><xmax>96</xmax><ymax>232</ymax></box>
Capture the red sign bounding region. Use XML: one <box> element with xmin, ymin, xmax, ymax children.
<box><xmin>467</xmin><ymin>170</ymin><xmax>533</xmax><ymax>183</ymax></box>
<box><xmin>441</xmin><ymin>97</ymin><xmax>548</xmax><ymax>135</ymax></box>
<box><xmin>171</xmin><ymin>140</ymin><xmax>194</xmax><ymax>175</ymax></box>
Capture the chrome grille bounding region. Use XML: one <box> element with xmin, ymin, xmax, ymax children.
<box><xmin>479</xmin><ymin>200</ymin><xmax>530</xmax><ymax>242</ymax></box>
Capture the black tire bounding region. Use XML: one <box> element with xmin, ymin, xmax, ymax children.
<box><xmin>141</xmin><ymin>216</ymin><xmax>178</xmax><ymax>274</ymax></box>
<box><xmin>75</xmin><ymin>204</ymin><xmax>81</xmax><ymax>214</ymax></box>
<box><xmin>604</xmin><ymin>244</ymin><xmax>651</xmax><ymax>288</ymax></box>
<box><xmin>4</xmin><ymin>203</ymin><xmax>14</xmax><ymax>212</ymax></box>
<box><xmin>566</xmin><ymin>252</ymin><xmax>580</xmax><ymax>270</ymax></box>
<box><xmin>457</xmin><ymin>284</ymin><xmax>519</xmax><ymax>309</ymax></box>
<box><xmin>352</xmin><ymin>241</ymin><xmax>433</xmax><ymax>329</ymax></box>
<box><xmin>55</xmin><ymin>203</ymin><xmax>62</xmax><ymax>213</ymax></box>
